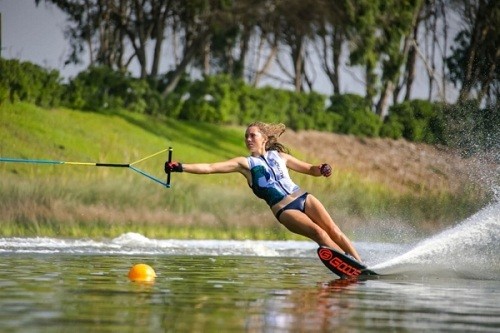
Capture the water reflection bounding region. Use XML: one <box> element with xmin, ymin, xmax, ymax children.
<box><xmin>252</xmin><ymin>278</ymin><xmax>363</xmax><ymax>332</ymax></box>
<box><xmin>0</xmin><ymin>253</ymin><xmax>498</xmax><ymax>332</ymax></box>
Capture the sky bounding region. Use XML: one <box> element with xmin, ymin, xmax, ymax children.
<box><xmin>0</xmin><ymin>0</ymin><xmax>452</xmax><ymax>101</ymax></box>
<box><xmin>1</xmin><ymin>0</ymin><xmax>88</xmax><ymax>78</ymax></box>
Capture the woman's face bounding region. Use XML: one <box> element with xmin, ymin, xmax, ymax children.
<box><xmin>245</xmin><ymin>126</ymin><xmax>267</xmax><ymax>155</ymax></box>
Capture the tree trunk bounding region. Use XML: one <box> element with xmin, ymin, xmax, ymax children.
<box><xmin>233</xmin><ymin>25</ymin><xmax>250</xmax><ymax>79</ymax></box>
<box><xmin>394</xmin><ymin>1</ymin><xmax>425</xmax><ymax>103</ymax></box>
<box><xmin>162</xmin><ymin>30</ymin><xmax>211</xmax><ymax>97</ymax></box>
<box><xmin>128</xmin><ymin>0</ymin><xmax>148</xmax><ymax>79</ymax></box>
<box><xmin>376</xmin><ymin>81</ymin><xmax>395</xmax><ymax>118</ymax></box>
<box><xmin>402</xmin><ymin>6</ymin><xmax>423</xmax><ymax>102</ymax></box>
<box><xmin>457</xmin><ymin>0</ymin><xmax>486</xmax><ymax>103</ymax></box>
<box><xmin>331</xmin><ymin>29</ymin><xmax>342</xmax><ymax>95</ymax></box>
<box><xmin>252</xmin><ymin>36</ymin><xmax>278</xmax><ymax>87</ymax></box>
<box><xmin>365</xmin><ymin>61</ymin><xmax>377</xmax><ymax>110</ymax></box>
<box><xmin>203</xmin><ymin>39</ymin><xmax>211</xmax><ymax>76</ymax></box>
<box><xmin>292</xmin><ymin>38</ymin><xmax>305</xmax><ymax>93</ymax></box>
<box><xmin>150</xmin><ymin>1</ymin><xmax>171</xmax><ymax>78</ymax></box>
<box><xmin>403</xmin><ymin>42</ymin><xmax>417</xmax><ymax>101</ymax></box>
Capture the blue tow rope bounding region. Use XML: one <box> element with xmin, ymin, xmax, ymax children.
<box><xmin>0</xmin><ymin>147</ymin><xmax>173</xmax><ymax>188</ymax></box>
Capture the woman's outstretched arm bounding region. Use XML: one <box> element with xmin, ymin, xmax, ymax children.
<box><xmin>281</xmin><ymin>153</ymin><xmax>331</xmax><ymax>177</ymax></box>
<box><xmin>171</xmin><ymin>157</ymin><xmax>249</xmax><ymax>175</ymax></box>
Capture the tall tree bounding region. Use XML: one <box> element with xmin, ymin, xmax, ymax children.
<box><xmin>249</xmin><ymin>0</ymin><xmax>281</xmax><ymax>87</ymax></box>
<box><xmin>446</xmin><ymin>0</ymin><xmax>499</xmax><ymax>107</ymax></box>
<box><xmin>393</xmin><ymin>0</ymin><xmax>427</xmax><ymax>103</ymax></box>
<box><xmin>161</xmin><ymin>0</ymin><xmax>213</xmax><ymax>95</ymax></box>
<box><xmin>347</xmin><ymin>0</ymin><xmax>379</xmax><ymax>108</ymax></box>
<box><xmin>374</xmin><ymin>0</ymin><xmax>424</xmax><ymax>116</ymax></box>
<box><xmin>194</xmin><ymin>0</ymin><xmax>259</xmax><ymax>79</ymax></box>
<box><xmin>35</xmin><ymin>0</ymin><xmax>121</xmax><ymax>68</ymax></box>
<box><xmin>346</xmin><ymin>0</ymin><xmax>425</xmax><ymax>116</ymax></box>
<box><xmin>274</xmin><ymin>0</ymin><xmax>319</xmax><ymax>92</ymax></box>
<box><xmin>314</xmin><ymin>0</ymin><xmax>350</xmax><ymax>95</ymax></box>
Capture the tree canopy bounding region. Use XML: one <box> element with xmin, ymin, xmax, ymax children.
<box><xmin>34</xmin><ymin>0</ymin><xmax>498</xmax><ymax>111</ymax></box>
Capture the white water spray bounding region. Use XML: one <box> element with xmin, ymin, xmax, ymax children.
<box><xmin>371</xmin><ymin>202</ymin><xmax>500</xmax><ymax>279</ymax></box>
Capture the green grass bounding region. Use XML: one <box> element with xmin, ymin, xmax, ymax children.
<box><xmin>0</xmin><ymin>102</ymin><xmax>489</xmax><ymax>241</ymax></box>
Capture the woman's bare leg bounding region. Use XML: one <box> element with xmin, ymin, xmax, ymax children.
<box><xmin>278</xmin><ymin>210</ymin><xmax>345</xmax><ymax>253</ymax></box>
<box><xmin>303</xmin><ymin>195</ymin><xmax>362</xmax><ymax>262</ymax></box>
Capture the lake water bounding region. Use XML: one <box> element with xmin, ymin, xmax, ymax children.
<box><xmin>1</xmin><ymin>202</ymin><xmax>499</xmax><ymax>332</ymax></box>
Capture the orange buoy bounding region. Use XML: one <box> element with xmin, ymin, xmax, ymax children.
<box><xmin>128</xmin><ymin>263</ymin><xmax>156</xmax><ymax>282</ymax></box>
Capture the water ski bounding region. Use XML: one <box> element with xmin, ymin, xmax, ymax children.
<box><xmin>317</xmin><ymin>246</ymin><xmax>378</xmax><ymax>279</ymax></box>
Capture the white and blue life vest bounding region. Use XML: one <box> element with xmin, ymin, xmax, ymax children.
<box><xmin>247</xmin><ymin>150</ymin><xmax>300</xmax><ymax>206</ymax></box>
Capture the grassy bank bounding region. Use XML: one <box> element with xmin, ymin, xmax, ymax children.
<box><xmin>0</xmin><ymin>102</ymin><xmax>489</xmax><ymax>241</ymax></box>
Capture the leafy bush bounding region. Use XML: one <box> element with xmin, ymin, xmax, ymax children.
<box><xmin>327</xmin><ymin>94</ymin><xmax>382</xmax><ymax>137</ymax></box>
<box><xmin>65</xmin><ymin>66</ymin><xmax>162</xmax><ymax>114</ymax></box>
<box><xmin>0</xmin><ymin>59</ymin><xmax>63</xmax><ymax>107</ymax></box>
<box><xmin>380</xmin><ymin>116</ymin><xmax>404</xmax><ymax>139</ymax></box>
<box><xmin>238</xmin><ymin>86</ymin><xmax>292</xmax><ymax>125</ymax></box>
<box><xmin>383</xmin><ymin>100</ymin><xmax>445</xmax><ymax>144</ymax></box>
<box><xmin>179</xmin><ymin>75</ymin><xmax>241</xmax><ymax>123</ymax></box>
<box><xmin>288</xmin><ymin>91</ymin><xmax>335</xmax><ymax>131</ymax></box>
<box><xmin>159</xmin><ymin>72</ymin><xmax>192</xmax><ymax>118</ymax></box>
<box><xmin>8</xmin><ymin>59</ymin><xmax>492</xmax><ymax>154</ymax></box>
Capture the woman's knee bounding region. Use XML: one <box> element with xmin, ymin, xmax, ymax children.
<box><xmin>279</xmin><ymin>213</ymin><xmax>329</xmax><ymax>242</ymax></box>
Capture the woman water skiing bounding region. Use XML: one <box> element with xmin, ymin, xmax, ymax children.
<box><xmin>165</xmin><ymin>121</ymin><xmax>362</xmax><ymax>262</ymax></box>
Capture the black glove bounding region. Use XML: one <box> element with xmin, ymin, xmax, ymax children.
<box><xmin>165</xmin><ymin>161</ymin><xmax>183</xmax><ymax>173</ymax></box>
<box><xmin>319</xmin><ymin>163</ymin><xmax>332</xmax><ymax>177</ymax></box>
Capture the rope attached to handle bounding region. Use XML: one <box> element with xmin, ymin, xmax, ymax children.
<box><xmin>0</xmin><ymin>147</ymin><xmax>173</xmax><ymax>188</ymax></box>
